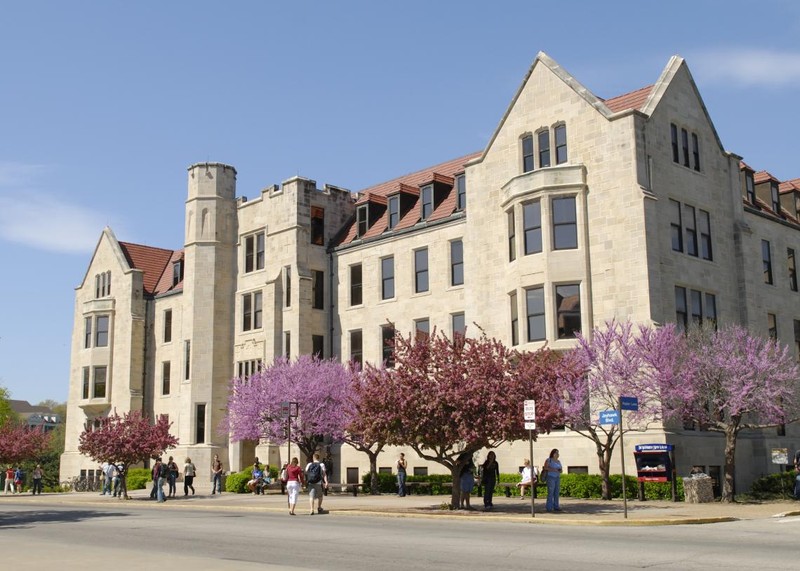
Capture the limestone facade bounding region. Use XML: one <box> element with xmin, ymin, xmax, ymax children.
<box><xmin>62</xmin><ymin>53</ymin><xmax>799</xmax><ymax>494</ymax></box>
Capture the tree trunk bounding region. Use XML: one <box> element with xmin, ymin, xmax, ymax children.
<box><xmin>721</xmin><ymin>427</ymin><xmax>738</xmax><ymax>503</ymax></box>
<box><xmin>597</xmin><ymin>445</ymin><xmax>612</xmax><ymax>501</ymax></box>
<box><xmin>368</xmin><ymin>452</ymin><xmax>379</xmax><ymax>495</ymax></box>
<box><xmin>450</xmin><ymin>464</ymin><xmax>461</xmax><ymax>509</ymax></box>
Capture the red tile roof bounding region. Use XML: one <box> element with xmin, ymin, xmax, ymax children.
<box><xmin>781</xmin><ymin>179</ymin><xmax>800</xmax><ymax>194</ymax></box>
<box><xmin>602</xmin><ymin>85</ymin><xmax>653</xmax><ymax>113</ymax></box>
<box><xmin>118</xmin><ymin>242</ymin><xmax>177</xmax><ymax>296</ymax></box>
<box><xmin>152</xmin><ymin>250</ymin><xmax>185</xmax><ymax>295</ymax></box>
<box><xmin>336</xmin><ymin>152</ymin><xmax>480</xmax><ymax>246</ymax></box>
<box><xmin>754</xmin><ymin>170</ymin><xmax>779</xmax><ymax>185</ymax></box>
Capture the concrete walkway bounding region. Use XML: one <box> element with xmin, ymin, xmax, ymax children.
<box><xmin>5</xmin><ymin>487</ymin><xmax>800</xmax><ymax>525</ymax></box>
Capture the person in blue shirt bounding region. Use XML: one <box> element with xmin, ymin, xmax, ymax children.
<box><xmin>543</xmin><ymin>449</ymin><xmax>563</xmax><ymax>512</ymax></box>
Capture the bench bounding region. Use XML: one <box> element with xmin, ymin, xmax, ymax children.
<box><xmin>476</xmin><ymin>481</ymin><xmax>539</xmax><ymax>498</ymax></box>
<box><xmin>324</xmin><ymin>483</ymin><xmax>363</xmax><ymax>497</ymax></box>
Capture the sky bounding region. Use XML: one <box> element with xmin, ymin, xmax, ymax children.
<box><xmin>2</xmin><ymin>1</ymin><xmax>800</xmax><ymax>405</ymax></box>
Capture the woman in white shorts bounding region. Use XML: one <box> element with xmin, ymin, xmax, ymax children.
<box><xmin>284</xmin><ymin>457</ymin><xmax>304</xmax><ymax>515</ymax></box>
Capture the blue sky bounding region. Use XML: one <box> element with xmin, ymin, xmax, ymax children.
<box><xmin>2</xmin><ymin>1</ymin><xmax>800</xmax><ymax>405</ymax></box>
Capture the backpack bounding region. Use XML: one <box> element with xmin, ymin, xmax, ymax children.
<box><xmin>306</xmin><ymin>462</ymin><xmax>322</xmax><ymax>484</ymax></box>
<box><xmin>158</xmin><ymin>463</ymin><xmax>169</xmax><ymax>479</ymax></box>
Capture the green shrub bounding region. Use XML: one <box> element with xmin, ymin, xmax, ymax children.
<box><xmin>750</xmin><ymin>470</ymin><xmax>797</xmax><ymax>499</ymax></box>
<box><xmin>226</xmin><ymin>469</ymin><xmax>252</xmax><ymax>493</ymax></box>
<box><xmin>125</xmin><ymin>467</ymin><xmax>151</xmax><ymax>490</ymax></box>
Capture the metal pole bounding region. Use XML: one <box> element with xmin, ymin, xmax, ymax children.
<box><xmin>619</xmin><ymin>400</ymin><xmax>627</xmax><ymax>519</ymax></box>
<box><xmin>529</xmin><ymin>429</ymin><xmax>535</xmax><ymax>518</ymax></box>
<box><xmin>287</xmin><ymin>416</ymin><xmax>291</xmax><ymax>466</ymax></box>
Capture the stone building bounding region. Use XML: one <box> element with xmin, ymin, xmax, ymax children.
<box><xmin>61</xmin><ymin>52</ymin><xmax>800</xmax><ymax>494</ymax></box>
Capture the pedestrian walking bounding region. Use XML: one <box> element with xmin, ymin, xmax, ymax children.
<box><xmin>167</xmin><ymin>456</ymin><xmax>179</xmax><ymax>497</ymax></box>
<box><xmin>31</xmin><ymin>464</ymin><xmax>44</xmax><ymax>495</ymax></box>
<box><xmin>14</xmin><ymin>466</ymin><xmax>24</xmax><ymax>493</ymax></box>
<box><xmin>396</xmin><ymin>453</ymin><xmax>408</xmax><ymax>497</ymax></box>
<box><xmin>4</xmin><ymin>466</ymin><xmax>14</xmax><ymax>494</ymax></box>
<box><xmin>285</xmin><ymin>457</ymin><xmax>304</xmax><ymax>515</ymax></box>
<box><xmin>305</xmin><ymin>453</ymin><xmax>328</xmax><ymax>515</ymax></box>
<box><xmin>156</xmin><ymin>458</ymin><xmax>168</xmax><ymax>502</ymax></box>
<box><xmin>481</xmin><ymin>451</ymin><xmax>500</xmax><ymax>510</ymax></box>
<box><xmin>543</xmin><ymin>449</ymin><xmax>563</xmax><ymax>512</ymax></box>
<box><xmin>211</xmin><ymin>454</ymin><xmax>224</xmax><ymax>494</ymax></box>
<box><xmin>183</xmin><ymin>457</ymin><xmax>196</xmax><ymax>496</ymax></box>
<box><xmin>458</xmin><ymin>453</ymin><xmax>476</xmax><ymax>510</ymax></box>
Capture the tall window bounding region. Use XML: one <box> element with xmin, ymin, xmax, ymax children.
<box><xmin>556</xmin><ymin>284</ymin><xmax>581</xmax><ymax>339</ymax></box>
<box><xmin>312</xmin><ymin>270</ymin><xmax>324</xmax><ymax>310</ymax></box>
<box><xmin>388</xmin><ymin>195</ymin><xmax>400</xmax><ymax>229</ymax></box>
<box><xmin>195</xmin><ymin>404</ymin><xmax>206</xmax><ymax>444</ymax></box>
<box><xmin>310</xmin><ymin>206</ymin><xmax>325</xmax><ymax>246</ymax></box>
<box><xmin>771</xmin><ymin>182</ymin><xmax>781</xmax><ymax>214</ymax></box>
<box><xmin>675</xmin><ymin>286</ymin><xmax>687</xmax><ymax>331</ymax></box>
<box><xmin>745</xmin><ymin>172</ymin><xmax>755</xmax><ymax>203</ymax></box>
<box><xmin>698</xmin><ymin>210</ymin><xmax>712</xmax><ymax>261</ymax></box>
<box><xmin>555</xmin><ymin>125</ymin><xmax>567</xmax><ymax>165</ymax></box>
<box><xmin>356</xmin><ymin>205</ymin><xmax>368</xmax><ymax>237</ymax></box>
<box><xmin>284</xmin><ymin>266</ymin><xmax>292</xmax><ymax>308</ymax></box>
<box><xmin>705</xmin><ymin>293</ymin><xmax>717</xmax><ymax>326</ymax></box>
<box><xmin>670</xmin><ymin>124</ymin><xmax>679</xmax><ymax>163</ymax></box>
<box><xmin>172</xmin><ymin>260</ymin><xmax>184</xmax><ymax>286</ymax></box>
<box><xmin>244</xmin><ymin>232</ymin><xmax>265</xmax><ymax>272</ymax></box>
<box><xmin>455</xmin><ymin>174</ymin><xmax>466</xmax><ymax>210</ymax></box>
<box><xmin>789</xmin><ymin>248</ymin><xmax>798</xmax><ymax>292</ymax></box>
<box><xmin>768</xmin><ymin>313</ymin><xmax>778</xmax><ymax>340</ymax></box>
<box><xmin>350</xmin><ymin>264</ymin><xmax>363</xmax><ymax>306</ymax></box>
<box><xmin>690</xmin><ymin>290</ymin><xmax>703</xmax><ymax>325</ymax></box>
<box><xmin>421</xmin><ymin>185</ymin><xmax>434</xmax><ymax>220</ymax></box>
<box><xmin>84</xmin><ymin>317</ymin><xmax>92</xmax><ymax>349</ymax></box>
<box><xmin>93</xmin><ymin>366</ymin><xmax>107</xmax><ymax>399</ymax></box>
<box><xmin>523</xmin><ymin>201</ymin><xmax>542</xmax><ymax>255</ymax></box>
<box><xmin>763</xmin><ymin>240</ymin><xmax>773</xmax><ymax>284</ymax></box>
<box><xmin>184</xmin><ymin>340</ymin><xmax>191</xmax><ymax>381</ymax></box>
<box><xmin>510</xmin><ymin>292</ymin><xmax>519</xmax><ymax>346</ymax></box>
<box><xmin>451</xmin><ymin>313</ymin><xmax>466</xmax><ymax>340</ymax></box>
<box><xmin>794</xmin><ymin>320</ymin><xmax>800</xmax><ymax>361</ymax></box>
<box><xmin>414</xmin><ymin>248</ymin><xmax>429</xmax><ymax>293</ymax></box>
<box><xmin>163</xmin><ymin>309</ymin><xmax>172</xmax><ymax>343</ymax></box>
<box><xmin>522</xmin><ymin>135</ymin><xmax>534</xmax><ymax>173</ymax></box>
<box><xmin>95</xmin><ymin>271</ymin><xmax>111</xmax><ymax>298</ymax></box>
<box><xmin>525</xmin><ymin>286</ymin><xmax>545</xmax><ymax>342</ymax></box>
<box><xmin>684</xmin><ymin>204</ymin><xmax>697</xmax><ymax>257</ymax></box>
<box><xmin>450</xmin><ymin>240</ymin><xmax>464</xmax><ymax>286</ymax></box>
<box><xmin>681</xmin><ymin>128</ymin><xmax>690</xmax><ymax>167</ymax></box>
<box><xmin>552</xmin><ymin>196</ymin><xmax>578</xmax><ymax>250</ymax></box>
<box><xmin>242</xmin><ymin>291</ymin><xmax>263</xmax><ymax>331</ymax></box>
<box><xmin>95</xmin><ymin>315</ymin><xmax>109</xmax><ymax>347</ymax></box>
<box><xmin>670</xmin><ymin>199</ymin><xmax>683</xmax><ymax>252</ymax></box>
<box><xmin>312</xmin><ymin>334</ymin><xmax>324</xmax><ymax>357</ymax></box>
<box><xmin>82</xmin><ymin>367</ymin><xmax>90</xmax><ymax>399</ymax></box>
<box><xmin>350</xmin><ymin>330</ymin><xmax>363</xmax><ymax>366</ymax></box>
<box><xmin>237</xmin><ymin>359</ymin><xmax>262</xmax><ymax>379</ymax></box>
<box><xmin>691</xmin><ymin>133</ymin><xmax>700</xmax><ymax>171</ymax></box>
<box><xmin>538</xmin><ymin>130</ymin><xmax>551</xmax><ymax>168</ymax></box>
<box><xmin>284</xmin><ymin>331</ymin><xmax>291</xmax><ymax>358</ymax></box>
<box><xmin>415</xmin><ymin>318</ymin><xmax>430</xmax><ymax>342</ymax></box>
<box><xmin>382</xmin><ymin>324</ymin><xmax>395</xmax><ymax>367</ymax></box>
<box><xmin>381</xmin><ymin>257</ymin><xmax>395</xmax><ymax>300</ymax></box>
<box><xmin>508</xmin><ymin>210</ymin><xmax>516</xmax><ymax>262</ymax></box>
<box><xmin>162</xmin><ymin>362</ymin><xmax>171</xmax><ymax>396</ymax></box>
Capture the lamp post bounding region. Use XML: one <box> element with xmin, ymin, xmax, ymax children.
<box><xmin>280</xmin><ymin>401</ymin><xmax>299</xmax><ymax>465</ymax></box>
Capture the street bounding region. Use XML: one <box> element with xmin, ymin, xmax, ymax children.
<box><xmin>1</xmin><ymin>500</ymin><xmax>798</xmax><ymax>570</ymax></box>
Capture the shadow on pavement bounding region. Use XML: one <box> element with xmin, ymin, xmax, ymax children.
<box><xmin>0</xmin><ymin>509</ymin><xmax>131</xmax><ymax>529</ymax></box>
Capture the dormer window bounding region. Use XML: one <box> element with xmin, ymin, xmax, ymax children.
<box><xmin>771</xmin><ymin>182</ymin><xmax>781</xmax><ymax>214</ymax></box>
<box><xmin>388</xmin><ymin>195</ymin><xmax>400</xmax><ymax>229</ymax></box>
<box><xmin>356</xmin><ymin>205</ymin><xmax>368</xmax><ymax>237</ymax></box>
<box><xmin>172</xmin><ymin>260</ymin><xmax>184</xmax><ymax>287</ymax></box>
<box><xmin>456</xmin><ymin>174</ymin><xmax>466</xmax><ymax>210</ymax></box>
<box><xmin>421</xmin><ymin>185</ymin><xmax>434</xmax><ymax>220</ymax></box>
<box><xmin>745</xmin><ymin>172</ymin><xmax>755</xmax><ymax>204</ymax></box>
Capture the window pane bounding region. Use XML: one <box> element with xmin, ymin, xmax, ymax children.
<box><xmin>510</xmin><ymin>292</ymin><xmax>519</xmax><ymax>346</ymax></box>
<box><xmin>245</xmin><ymin>235</ymin><xmax>254</xmax><ymax>272</ymax></box>
<box><xmin>670</xmin><ymin>199</ymin><xmax>683</xmax><ymax>252</ymax></box>
<box><xmin>256</xmin><ymin>233</ymin><xmax>265</xmax><ymax>269</ymax></box>
<box><xmin>313</xmin><ymin>270</ymin><xmax>324</xmax><ymax>309</ymax></box>
<box><xmin>388</xmin><ymin>196</ymin><xmax>399</xmax><ymax>229</ymax></box>
<box><xmin>452</xmin><ymin>313</ymin><xmax>466</xmax><ymax>338</ymax></box>
<box><xmin>552</xmin><ymin>196</ymin><xmax>577</xmax><ymax>250</ymax></box>
<box><xmin>94</xmin><ymin>366</ymin><xmax>107</xmax><ymax>399</ymax></box>
<box><xmin>254</xmin><ymin>292</ymin><xmax>263</xmax><ymax>329</ymax></box>
<box><xmin>421</xmin><ymin>185</ymin><xmax>433</xmax><ymax>220</ymax></box>
<box><xmin>526</xmin><ymin>287</ymin><xmax>545</xmax><ymax>342</ymax></box>
<box><xmin>84</xmin><ymin>317</ymin><xmax>92</xmax><ymax>349</ymax></box>
<box><xmin>456</xmin><ymin>174</ymin><xmax>466</xmax><ymax>210</ymax></box>
<box><xmin>522</xmin><ymin>135</ymin><xmax>534</xmax><ymax>173</ymax></box>
<box><xmin>508</xmin><ymin>209</ymin><xmax>516</xmax><ymax>262</ymax></box>
<box><xmin>162</xmin><ymin>361</ymin><xmax>171</xmax><ymax>395</ymax></box>
<box><xmin>243</xmin><ymin>293</ymin><xmax>252</xmax><ymax>331</ymax></box>
<box><xmin>451</xmin><ymin>240</ymin><xmax>464</xmax><ymax>286</ymax></box>
<box><xmin>311</xmin><ymin>208</ymin><xmax>324</xmax><ymax>246</ymax></box>
<box><xmin>555</xmin><ymin>125</ymin><xmax>567</xmax><ymax>164</ymax></box>
<box><xmin>382</xmin><ymin>325</ymin><xmax>395</xmax><ymax>367</ymax></box>
<box><xmin>523</xmin><ymin>201</ymin><xmax>542</xmax><ymax>255</ymax></box>
<box><xmin>350</xmin><ymin>264</ymin><xmax>363</xmax><ymax>306</ymax></box>
<box><xmin>415</xmin><ymin>249</ymin><xmax>429</xmax><ymax>293</ymax></box>
<box><xmin>675</xmin><ymin>286</ymin><xmax>687</xmax><ymax>331</ymax></box>
<box><xmin>763</xmin><ymin>240</ymin><xmax>773</xmax><ymax>284</ymax></box>
<box><xmin>312</xmin><ymin>334</ymin><xmax>324</xmax><ymax>357</ymax></box>
<box><xmin>350</xmin><ymin>330</ymin><xmax>363</xmax><ymax>366</ymax></box>
<box><xmin>690</xmin><ymin>290</ymin><xmax>702</xmax><ymax>325</ymax></box>
<box><xmin>95</xmin><ymin>315</ymin><xmax>109</xmax><ymax>347</ymax></box>
<box><xmin>684</xmin><ymin>204</ymin><xmax>697</xmax><ymax>256</ymax></box>
<box><xmin>704</xmin><ymin>293</ymin><xmax>717</xmax><ymax>324</ymax></box>
<box><xmin>556</xmin><ymin>284</ymin><xmax>581</xmax><ymax>339</ymax></box>
<box><xmin>164</xmin><ymin>309</ymin><xmax>172</xmax><ymax>343</ymax></box>
<box><xmin>538</xmin><ymin>130</ymin><xmax>550</xmax><ymax>168</ymax></box>
<box><xmin>196</xmin><ymin>404</ymin><xmax>206</xmax><ymax>444</ymax></box>
<box><xmin>382</xmin><ymin>257</ymin><xmax>395</xmax><ymax>299</ymax></box>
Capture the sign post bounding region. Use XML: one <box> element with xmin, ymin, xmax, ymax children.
<box><xmin>772</xmin><ymin>448</ymin><xmax>789</xmax><ymax>498</ymax></box>
<box><xmin>524</xmin><ymin>400</ymin><xmax>536</xmax><ymax>518</ymax></box>
<box><xmin>618</xmin><ymin>396</ymin><xmax>638</xmax><ymax>519</ymax></box>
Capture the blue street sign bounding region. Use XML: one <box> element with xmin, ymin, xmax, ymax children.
<box><xmin>599</xmin><ymin>409</ymin><xmax>620</xmax><ymax>425</ymax></box>
<box><xmin>620</xmin><ymin>396</ymin><xmax>639</xmax><ymax>411</ymax></box>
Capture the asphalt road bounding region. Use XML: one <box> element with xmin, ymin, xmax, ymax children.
<box><xmin>1</xmin><ymin>501</ymin><xmax>798</xmax><ymax>570</ymax></box>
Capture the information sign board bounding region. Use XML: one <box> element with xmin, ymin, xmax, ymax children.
<box><xmin>599</xmin><ymin>409</ymin><xmax>620</xmax><ymax>425</ymax></box>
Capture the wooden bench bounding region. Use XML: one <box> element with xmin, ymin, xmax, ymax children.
<box><xmin>324</xmin><ymin>483</ymin><xmax>363</xmax><ymax>496</ymax></box>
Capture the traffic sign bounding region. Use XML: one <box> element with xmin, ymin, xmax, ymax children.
<box><xmin>524</xmin><ymin>421</ymin><xmax>536</xmax><ymax>430</ymax></box>
<box><xmin>620</xmin><ymin>396</ymin><xmax>639</xmax><ymax>411</ymax></box>
<box><xmin>599</xmin><ymin>409</ymin><xmax>620</xmax><ymax>425</ymax></box>
<box><xmin>523</xmin><ymin>400</ymin><xmax>536</xmax><ymax>421</ymax></box>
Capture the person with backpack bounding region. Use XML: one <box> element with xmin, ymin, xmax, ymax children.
<box><xmin>183</xmin><ymin>457</ymin><xmax>196</xmax><ymax>496</ymax></box>
<box><xmin>14</xmin><ymin>467</ymin><xmax>24</xmax><ymax>493</ymax></box>
<box><xmin>155</xmin><ymin>458</ymin><xmax>168</xmax><ymax>503</ymax></box>
<box><xmin>166</xmin><ymin>456</ymin><xmax>179</xmax><ymax>497</ymax></box>
<box><xmin>305</xmin><ymin>453</ymin><xmax>328</xmax><ymax>515</ymax></box>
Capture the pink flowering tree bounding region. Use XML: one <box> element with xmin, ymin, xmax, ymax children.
<box><xmin>556</xmin><ymin>320</ymin><xmax>686</xmax><ymax>500</ymax></box>
<box><xmin>226</xmin><ymin>355</ymin><xmax>354</xmax><ymax>464</ymax></box>
<box><xmin>674</xmin><ymin>324</ymin><xmax>800</xmax><ymax>502</ymax></box>
<box><xmin>0</xmin><ymin>421</ymin><xmax>51</xmax><ymax>466</ymax></box>
<box><xmin>343</xmin><ymin>364</ymin><xmax>387</xmax><ymax>495</ymax></box>
<box><xmin>78</xmin><ymin>410</ymin><xmax>178</xmax><ymax>499</ymax></box>
<box><xmin>355</xmin><ymin>328</ymin><xmax>566</xmax><ymax>508</ymax></box>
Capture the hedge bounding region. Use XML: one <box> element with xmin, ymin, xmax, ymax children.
<box><xmin>126</xmin><ymin>467</ymin><xmax>152</xmax><ymax>490</ymax></box>
<box><xmin>749</xmin><ymin>470</ymin><xmax>797</xmax><ymax>499</ymax></box>
<box><xmin>226</xmin><ymin>466</ymin><xmax>280</xmax><ymax>493</ymax></box>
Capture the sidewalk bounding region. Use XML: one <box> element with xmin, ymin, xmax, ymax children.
<box><xmin>7</xmin><ymin>487</ymin><xmax>800</xmax><ymax>525</ymax></box>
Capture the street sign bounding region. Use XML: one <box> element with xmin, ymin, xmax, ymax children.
<box><xmin>620</xmin><ymin>396</ymin><xmax>639</xmax><ymax>411</ymax></box>
<box><xmin>523</xmin><ymin>400</ymin><xmax>536</xmax><ymax>421</ymax></box>
<box><xmin>599</xmin><ymin>409</ymin><xmax>620</xmax><ymax>425</ymax></box>
<box><xmin>524</xmin><ymin>421</ymin><xmax>536</xmax><ymax>430</ymax></box>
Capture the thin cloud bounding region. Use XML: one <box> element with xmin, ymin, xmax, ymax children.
<box><xmin>691</xmin><ymin>48</ymin><xmax>800</xmax><ymax>87</ymax></box>
<box><xmin>0</xmin><ymin>193</ymin><xmax>108</xmax><ymax>253</ymax></box>
<box><xmin>0</xmin><ymin>162</ymin><xmax>47</xmax><ymax>186</ymax></box>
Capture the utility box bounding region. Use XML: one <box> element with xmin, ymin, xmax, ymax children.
<box><xmin>633</xmin><ymin>443</ymin><xmax>677</xmax><ymax>501</ymax></box>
